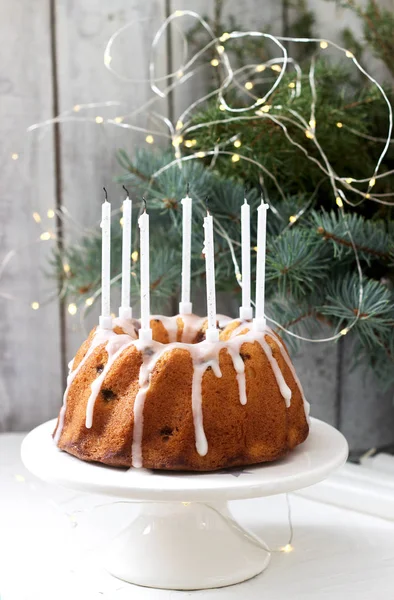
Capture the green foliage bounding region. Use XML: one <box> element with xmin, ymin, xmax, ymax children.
<box><xmin>331</xmin><ymin>1</ymin><xmax>394</xmax><ymax>77</ymax></box>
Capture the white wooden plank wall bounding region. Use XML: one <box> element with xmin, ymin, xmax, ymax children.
<box><xmin>0</xmin><ymin>0</ymin><xmax>62</xmax><ymax>431</ymax></box>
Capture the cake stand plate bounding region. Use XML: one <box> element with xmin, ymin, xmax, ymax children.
<box><xmin>21</xmin><ymin>418</ymin><xmax>348</xmax><ymax>591</ymax></box>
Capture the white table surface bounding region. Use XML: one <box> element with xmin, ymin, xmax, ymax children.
<box><xmin>1</xmin><ymin>433</ymin><xmax>394</xmax><ymax>600</ymax></box>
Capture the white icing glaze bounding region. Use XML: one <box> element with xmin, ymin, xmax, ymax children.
<box><xmin>227</xmin><ymin>345</ymin><xmax>247</xmax><ymax>406</ymax></box>
<box><xmin>56</xmin><ymin>314</ymin><xmax>308</xmax><ymax>467</ymax></box>
<box><xmin>151</xmin><ymin>315</ymin><xmax>179</xmax><ymax>342</ymax></box>
<box><xmin>259</xmin><ymin>336</ymin><xmax>292</xmax><ymax>407</ymax></box>
<box><xmin>131</xmin><ymin>344</ymin><xmax>155</xmax><ymax>468</ymax></box>
<box><xmin>179</xmin><ymin>313</ymin><xmax>207</xmax><ymax>343</ymax></box>
<box><xmin>266</xmin><ymin>331</ymin><xmax>311</xmax><ymax>423</ymax></box>
<box><xmin>113</xmin><ymin>316</ymin><xmax>140</xmax><ymax>337</ymax></box>
<box><xmin>54</xmin><ymin>327</ymin><xmax>118</xmax><ymax>443</ymax></box>
<box><xmin>85</xmin><ymin>334</ymin><xmax>135</xmax><ymax>428</ymax></box>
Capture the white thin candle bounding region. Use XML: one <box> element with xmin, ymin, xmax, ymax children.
<box><xmin>99</xmin><ymin>193</ymin><xmax>112</xmax><ymax>329</ymax></box>
<box><xmin>119</xmin><ymin>192</ymin><xmax>132</xmax><ymax>320</ymax></box>
<box><xmin>138</xmin><ymin>205</ymin><xmax>152</xmax><ymax>342</ymax></box>
<box><xmin>240</xmin><ymin>198</ymin><xmax>253</xmax><ymax>321</ymax></box>
<box><xmin>254</xmin><ymin>201</ymin><xmax>269</xmax><ymax>331</ymax></box>
<box><xmin>203</xmin><ymin>210</ymin><xmax>219</xmax><ymax>342</ymax></box>
<box><xmin>179</xmin><ymin>193</ymin><xmax>193</xmax><ymax>315</ymax></box>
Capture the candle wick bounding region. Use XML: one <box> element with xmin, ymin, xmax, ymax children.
<box><xmin>142</xmin><ymin>196</ymin><xmax>147</xmax><ymax>212</ymax></box>
<box><xmin>103</xmin><ymin>186</ymin><xmax>108</xmax><ymax>202</ymax></box>
<box><xmin>186</xmin><ymin>182</ymin><xmax>190</xmax><ymax>197</ymax></box>
<box><xmin>205</xmin><ymin>195</ymin><xmax>210</xmax><ymax>215</ymax></box>
<box><xmin>122</xmin><ymin>185</ymin><xmax>129</xmax><ymax>200</ymax></box>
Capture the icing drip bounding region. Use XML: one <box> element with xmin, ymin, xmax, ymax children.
<box><xmin>266</xmin><ymin>330</ymin><xmax>311</xmax><ymax>423</ymax></box>
<box><xmin>179</xmin><ymin>314</ymin><xmax>207</xmax><ymax>343</ymax></box>
<box><xmin>151</xmin><ymin>315</ymin><xmax>179</xmax><ymax>342</ymax></box>
<box><xmin>259</xmin><ymin>336</ymin><xmax>292</xmax><ymax>407</ymax></box>
<box><xmin>54</xmin><ymin>327</ymin><xmax>117</xmax><ymax>443</ymax></box>
<box><xmin>227</xmin><ymin>346</ymin><xmax>247</xmax><ymax>405</ymax></box>
<box><xmin>113</xmin><ymin>316</ymin><xmax>139</xmax><ymax>337</ymax></box>
<box><xmin>85</xmin><ymin>334</ymin><xmax>134</xmax><ymax>428</ymax></box>
<box><xmin>191</xmin><ymin>365</ymin><xmax>209</xmax><ymax>456</ymax></box>
<box><xmin>131</xmin><ymin>345</ymin><xmax>156</xmax><ymax>468</ymax></box>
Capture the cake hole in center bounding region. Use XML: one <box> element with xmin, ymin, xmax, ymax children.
<box><xmin>102</xmin><ymin>388</ymin><xmax>116</xmax><ymax>401</ymax></box>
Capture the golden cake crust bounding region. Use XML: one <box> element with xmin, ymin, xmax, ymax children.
<box><xmin>54</xmin><ymin>316</ymin><xmax>309</xmax><ymax>471</ymax></box>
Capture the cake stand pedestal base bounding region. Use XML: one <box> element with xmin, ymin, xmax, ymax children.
<box><xmin>21</xmin><ymin>418</ymin><xmax>348</xmax><ymax>591</ymax></box>
<box><xmin>106</xmin><ymin>501</ymin><xmax>269</xmax><ymax>589</ymax></box>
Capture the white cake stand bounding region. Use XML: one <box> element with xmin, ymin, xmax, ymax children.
<box><xmin>21</xmin><ymin>418</ymin><xmax>347</xmax><ymax>590</ymax></box>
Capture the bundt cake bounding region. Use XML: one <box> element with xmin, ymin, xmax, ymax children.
<box><xmin>53</xmin><ymin>314</ymin><xmax>310</xmax><ymax>471</ymax></box>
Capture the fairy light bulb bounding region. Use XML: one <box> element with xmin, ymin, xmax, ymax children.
<box><xmin>220</xmin><ymin>32</ymin><xmax>230</xmax><ymax>42</ymax></box>
<box><xmin>345</xmin><ymin>178</ymin><xmax>353</xmax><ymax>184</ymax></box>
<box><xmin>305</xmin><ymin>130</ymin><xmax>314</xmax><ymax>139</ymax></box>
<box><xmin>120</xmin><ymin>217</ymin><xmax>124</xmax><ymax>226</ymax></box>
<box><xmin>131</xmin><ymin>251</ymin><xmax>139</xmax><ymax>262</ymax></box>
<box><xmin>31</xmin><ymin>302</ymin><xmax>40</xmax><ymax>310</ymax></box>
<box><xmin>369</xmin><ymin>177</ymin><xmax>376</xmax><ymax>187</ymax></box>
<box><xmin>40</xmin><ymin>232</ymin><xmax>51</xmax><ymax>241</ymax></box>
<box><xmin>172</xmin><ymin>135</ymin><xmax>183</xmax><ymax>147</ymax></box>
<box><xmin>32</xmin><ymin>212</ymin><xmax>41</xmax><ymax>223</ymax></box>
<box><xmin>289</xmin><ymin>215</ymin><xmax>297</xmax><ymax>223</ymax></box>
<box><xmin>288</xmin><ymin>82</ymin><xmax>295</xmax><ymax>88</ymax></box>
<box><xmin>234</xmin><ymin>139</ymin><xmax>242</xmax><ymax>148</ymax></box>
<box><xmin>309</xmin><ymin>119</ymin><xmax>316</xmax><ymax>129</ymax></box>
<box><xmin>271</xmin><ymin>64</ymin><xmax>282</xmax><ymax>72</ymax></box>
<box><xmin>261</xmin><ymin>105</ymin><xmax>271</xmax><ymax>113</ymax></box>
<box><xmin>320</xmin><ymin>41</ymin><xmax>328</xmax><ymax>49</ymax></box>
<box><xmin>176</xmin><ymin>120</ymin><xmax>184</xmax><ymax>130</ymax></box>
<box><xmin>63</xmin><ymin>263</ymin><xmax>70</xmax><ymax>273</ymax></box>
<box><xmin>68</xmin><ymin>303</ymin><xmax>77</xmax><ymax>316</ymax></box>
<box><xmin>232</xmin><ymin>154</ymin><xmax>240</xmax><ymax>163</ymax></box>
<box><xmin>336</xmin><ymin>197</ymin><xmax>343</xmax><ymax>207</ymax></box>
<box><xmin>174</xmin><ymin>10</ymin><xmax>184</xmax><ymax>16</ymax></box>
<box><xmin>336</xmin><ymin>122</ymin><xmax>343</xmax><ymax>128</ymax></box>
<box><xmin>114</xmin><ymin>116</ymin><xmax>124</xmax><ymax>123</ymax></box>
<box><xmin>340</xmin><ymin>327</ymin><xmax>349</xmax><ymax>336</ymax></box>
<box><xmin>145</xmin><ymin>135</ymin><xmax>154</xmax><ymax>144</ymax></box>
<box><xmin>104</xmin><ymin>53</ymin><xmax>112</xmax><ymax>66</ymax></box>
<box><xmin>47</xmin><ymin>209</ymin><xmax>55</xmax><ymax>218</ymax></box>
<box><xmin>73</xmin><ymin>105</ymin><xmax>81</xmax><ymax>112</ymax></box>
<box><xmin>256</xmin><ymin>64</ymin><xmax>266</xmax><ymax>72</ymax></box>
<box><xmin>11</xmin><ymin>153</ymin><xmax>19</xmax><ymax>160</ymax></box>
<box><xmin>346</xmin><ymin>50</ymin><xmax>354</xmax><ymax>58</ymax></box>
<box><xmin>281</xmin><ymin>544</ymin><xmax>294</xmax><ymax>553</ymax></box>
<box><xmin>211</xmin><ymin>58</ymin><xmax>219</xmax><ymax>67</ymax></box>
<box><xmin>216</xmin><ymin>45</ymin><xmax>225</xmax><ymax>55</ymax></box>
<box><xmin>219</xmin><ymin>104</ymin><xmax>226</xmax><ymax>111</ymax></box>
<box><xmin>85</xmin><ymin>297</ymin><xmax>94</xmax><ymax>306</ymax></box>
<box><xmin>196</xmin><ymin>151</ymin><xmax>206</xmax><ymax>158</ymax></box>
<box><xmin>244</xmin><ymin>81</ymin><xmax>254</xmax><ymax>90</ymax></box>
<box><xmin>95</xmin><ymin>116</ymin><xmax>104</xmax><ymax>124</ymax></box>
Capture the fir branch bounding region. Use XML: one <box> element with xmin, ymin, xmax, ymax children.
<box><xmin>316</xmin><ymin>226</ymin><xmax>391</xmax><ymax>261</ymax></box>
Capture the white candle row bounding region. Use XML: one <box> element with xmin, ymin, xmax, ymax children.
<box><xmin>99</xmin><ymin>189</ymin><xmax>269</xmax><ymax>337</ymax></box>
